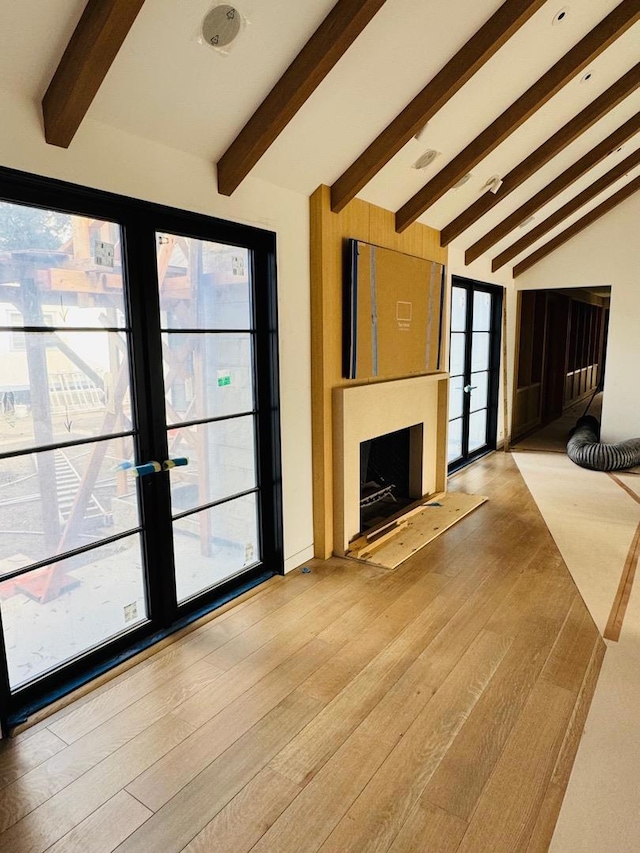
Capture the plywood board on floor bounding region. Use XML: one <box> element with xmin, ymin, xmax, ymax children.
<box><xmin>348</xmin><ymin>492</ymin><xmax>487</xmax><ymax>569</ymax></box>
<box><xmin>512</xmin><ymin>451</ymin><xmax>640</xmax><ymax>634</ymax></box>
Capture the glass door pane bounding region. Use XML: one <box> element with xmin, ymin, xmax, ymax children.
<box><xmin>0</xmin><ymin>202</ymin><xmax>147</xmax><ymax>689</ymax></box>
<box><xmin>156</xmin><ymin>234</ymin><xmax>261</xmax><ymax>604</ymax></box>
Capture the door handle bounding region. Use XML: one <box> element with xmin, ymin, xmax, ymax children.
<box><xmin>116</xmin><ymin>460</ymin><xmax>162</xmax><ymax>477</ymax></box>
<box><xmin>116</xmin><ymin>458</ymin><xmax>189</xmax><ymax>475</ymax></box>
<box><xmin>463</xmin><ymin>385</ymin><xmax>477</xmax><ymax>393</ymax></box>
<box><xmin>163</xmin><ymin>457</ymin><xmax>189</xmax><ymax>471</ymax></box>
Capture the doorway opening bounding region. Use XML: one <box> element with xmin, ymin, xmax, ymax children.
<box><xmin>511</xmin><ymin>287</ymin><xmax>610</xmax><ymax>452</ymax></box>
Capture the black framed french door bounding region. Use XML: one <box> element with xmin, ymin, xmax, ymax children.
<box><xmin>448</xmin><ymin>277</ymin><xmax>503</xmax><ymax>473</ymax></box>
<box><xmin>0</xmin><ymin>166</ymin><xmax>283</xmax><ymax>732</ymax></box>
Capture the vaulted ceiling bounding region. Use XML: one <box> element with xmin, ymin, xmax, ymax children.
<box><xmin>1</xmin><ymin>0</ymin><xmax>639</xmax><ymax>276</ymax></box>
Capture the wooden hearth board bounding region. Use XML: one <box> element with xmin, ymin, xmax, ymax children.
<box><xmin>347</xmin><ymin>491</ymin><xmax>487</xmax><ymax>569</ymax></box>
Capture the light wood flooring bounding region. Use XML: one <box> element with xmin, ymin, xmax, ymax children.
<box><xmin>0</xmin><ymin>452</ymin><xmax>604</xmax><ymax>852</ymax></box>
<box><xmin>511</xmin><ymin>393</ymin><xmax>602</xmax><ymax>454</ymax></box>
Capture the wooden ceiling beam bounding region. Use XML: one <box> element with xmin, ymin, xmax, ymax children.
<box><xmin>329</xmin><ymin>0</ymin><xmax>548</xmax><ymax>213</ymax></box>
<box><xmin>42</xmin><ymin>0</ymin><xmax>146</xmax><ymax>148</ymax></box>
<box><xmin>395</xmin><ymin>0</ymin><xmax>640</xmax><ymax>233</ymax></box>
<box><xmin>513</xmin><ymin>174</ymin><xmax>640</xmax><ymax>276</ymax></box>
<box><xmin>492</xmin><ymin>146</ymin><xmax>640</xmax><ymax>270</ymax></box>
<box><xmin>216</xmin><ymin>0</ymin><xmax>388</xmax><ymax>197</ymax></box>
<box><xmin>465</xmin><ymin>112</ymin><xmax>640</xmax><ymax>263</ymax></box>
<box><xmin>441</xmin><ymin>63</ymin><xmax>640</xmax><ymax>246</ymax></box>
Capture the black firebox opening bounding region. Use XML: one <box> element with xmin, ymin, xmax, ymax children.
<box><xmin>360</xmin><ymin>426</ymin><xmax>413</xmax><ymax>532</ymax></box>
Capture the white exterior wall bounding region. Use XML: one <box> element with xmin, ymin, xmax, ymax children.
<box><xmin>0</xmin><ymin>89</ymin><xmax>314</xmax><ymax>572</ymax></box>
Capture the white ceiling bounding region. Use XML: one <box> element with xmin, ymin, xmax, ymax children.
<box><xmin>0</xmin><ymin>0</ymin><xmax>638</xmax><ymax>272</ymax></box>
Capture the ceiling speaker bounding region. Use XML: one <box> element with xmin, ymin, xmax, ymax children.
<box><xmin>202</xmin><ymin>5</ymin><xmax>242</xmax><ymax>48</ymax></box>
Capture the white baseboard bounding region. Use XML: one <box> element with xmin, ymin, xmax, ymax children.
<box><xmin>284</xmin><ymin>545</ymin><xmax>315</xmax><ymax>574</ymax></box>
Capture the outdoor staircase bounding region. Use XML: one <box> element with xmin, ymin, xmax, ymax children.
<box><xmin>53</xmin><ymin>449</ymin><xmax>110</xmax><ymax>525</ymax></box>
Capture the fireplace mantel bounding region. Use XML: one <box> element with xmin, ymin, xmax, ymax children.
<box><xmin>333</xmin><ymin>373</ymin><xmax>449</xmax><ymax>556</ymax></box>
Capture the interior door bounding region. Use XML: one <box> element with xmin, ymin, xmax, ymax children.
<box><xmin>448</xmin><ymin>278</ymin><xmax>503</xmax><ymax>473</ymax></box>
<box><xmin>0</xmin><ymin>173</ymin><xmax>282</xmax><ymax>731</ymax></box>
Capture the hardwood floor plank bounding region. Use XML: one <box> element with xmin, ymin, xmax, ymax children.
<box><xmin>299</xmin><ymin>569</ymin><xmax>451</xmax><ymax>704</ymax></box>
<box><xmin>171</xmin><ymin>574</ymin><xmax>375</xmax><ymax>732</ymax></box>
<box><xmin>128</xmin><ymin>566</ymin><xmax>448</xmax><ymax>811</ymax></box>
<box><xmin>0</xmin><ymin>659</ymin><xmax>216</xmax><ymax>834</ymax></box>
<box><xmin>551</xmin><ymin>637</ymin><xmax>606</xmax><ymax>790</ymax></box>
<box><xmin>174</xmin><ymin>630</ymin><xmax>319</xmax><ymax>729</ymax></box>
<box><xmin>205</xmin><ymin>571</ymin><xmax>365</xmax><ymax>671</ymax></box>
<box><xmin>310</xmin><ymin>557</ymin><xmax>445</xmax><ymax>651</ymax></box>
<box><xmin>270</xmin><ymin>570</ymin><xmax>476</xmax><ymax>787</ymax></box>
<box><xmin>387</xmin><ymin>800</ymin><xmax>467</xmax><ymax>853</ymax></box>
<box><xmin>315</xmin><ymin>630</ymin><xmax>513</xmax><ymax>853</ymax></box>
<box><xmin>179</xmin><ymin>767</ymin><xmax>301</xmax><ymax>853</ymax></box>
<box><xmin>423</xmin><ymin>620</ymin><xmax>562</xmax><ymax>821</ymax></box>
<box><xmin>252</xmin><ymin>654</ymin><xmax>439</xmax><ymax>853</ymax></box>
<box><xmin>408</xmin><ymin>556</ymin><xmax>522</xmax><ymax>689</ymax></box>
<box><xmin>541</xmin><ymin>596</ymin><xmax>601</xmax><ymax>694</ymax></box>
<box><xmin>48</xmin><ymin>645</ymin><xmax>226</xmax><ymax>745</ymax></box>
<box><xmin>454</xmin><ymin>679</ymin><xmax>575</xmax><ymax>853</ymax></box>
<box><xmin>604</xmin><ymin>517</ymin><xmax>640</xmax><ymax>641</ymax></box>
<box><xmin>114</xmin><ymin>690</ymin><xmax>323</xmax><ymax>853</ymax></box>
<box><xmin>0</xmin><ymin>729</ymin><xmax>67</xmax><ymax>790</ymax></box>
<box><xmin>275</xmin><ymin>553</ymin><xmax>522</xmax><ymax>790</ymax></box>
<box><xmin>41</xmin><ymin>790</ymin><xmax>152</xmax><ymax>853</ymax></box>
<box><xmin>485</xmin><ymin>568</ymin><xmax>566</xmax><ymax>636</ymax></box>
<box><xmin>125</xmin><ymin>638</ymin><xmax>336</xmax><ymax>811</ymax></box>
<box><xmin>0</xmin><ymin>713</ymin><xmax>193</xmax><ymax>853</ymax></box>
<box><xmin>524</xmin><ymin>781</ymin><xmax>566</xmax><ymax>853</ymax></box>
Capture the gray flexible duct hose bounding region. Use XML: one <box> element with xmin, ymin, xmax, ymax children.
<box><xmin>567</xmin><ymin>416</ymin><xmax>640</xmax><ymax>471</ymax></box>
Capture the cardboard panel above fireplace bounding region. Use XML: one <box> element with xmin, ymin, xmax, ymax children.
<box><xmin>311</xmin><ymin>185</ymin><xmax>448</xmax><ymax>559</ymax></box>
<box><xmin>345</xmin><ymin>239</ymin><xmax>446</xmax><ymax>381</ymax></box>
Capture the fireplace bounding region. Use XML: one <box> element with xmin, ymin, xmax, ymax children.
<box><xmin>333</xmin><ymin>373</ymin><xmax>448</xmax><ymax>556</ymax></box>
<box><xmin>360</xmin><ymin>424</ymin><xmax>423</xmax><ymax>532</ymax></box>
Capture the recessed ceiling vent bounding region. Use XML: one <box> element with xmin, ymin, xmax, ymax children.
<box><xmin>412</xmin><ymin>149</ymin><xmax>441</xmax><ymax>170</ymax></box>
<box><xmin>552</xmin><ymin>6</ymin><xmax>570</xmax><ymax>26</ymax></box>
<box><xmin>202</xmin><ymin>5</ymin><xmax>243</xmax><ymax>48</ymax></box>
<box><xmin>452</xmin><ymin>173</ymin><xmax>473</xmax><ymax>189</ymax></box>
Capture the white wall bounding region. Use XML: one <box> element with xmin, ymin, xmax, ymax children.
<box><xmin>0</xmin><ymin>89</ymin><xmax>314</xmax><ymax>572</ymax></box>
<box><xmin>517</xmin><ymin>193</ymin><xmax>640</xmax><ymax>443</ymax></box>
